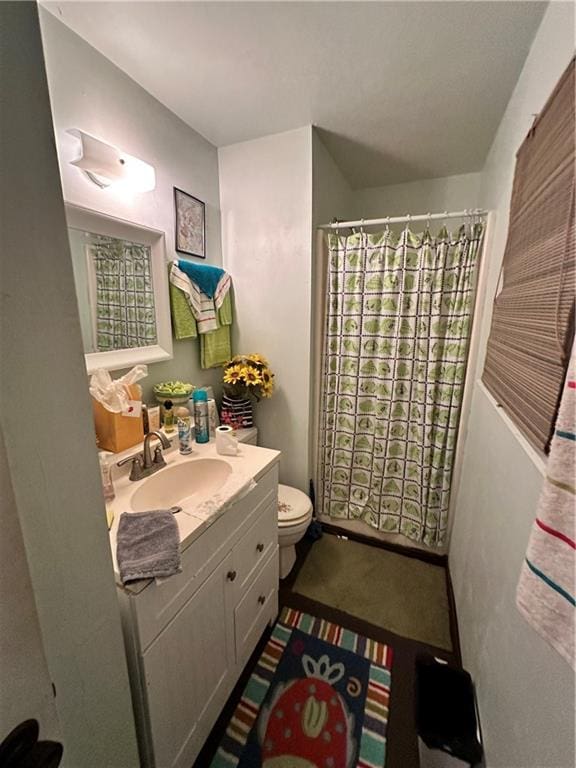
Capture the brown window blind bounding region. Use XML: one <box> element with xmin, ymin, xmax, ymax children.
<box><xmin>483</xmin><ymin>57</ymin><xmax>575</xmax><ymax>453</ymax></box>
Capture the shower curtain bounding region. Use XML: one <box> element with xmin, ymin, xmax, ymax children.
<box><xmin>317</xmin><ymin>222</ymin><xmax>484</xmax><ymax>547</ymax></box>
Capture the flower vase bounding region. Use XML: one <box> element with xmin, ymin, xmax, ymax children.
<box><xmin>221</xmin><ymin>394</ymin><xmax>254</xmax><ymax>430</ymax></box>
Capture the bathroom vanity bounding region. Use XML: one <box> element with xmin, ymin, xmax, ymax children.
<box><xmin>108</xmin><ymin>440</ymin><xmax>280</xmax><ymax>768</ymax></box>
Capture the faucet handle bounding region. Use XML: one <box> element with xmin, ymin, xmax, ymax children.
<box><xmin>117</xmin><ymin>453</ymin><xmax>144</xmax><ymax>481</ymax></box>
<box><xmin>152</xmin><ymin>445</ymin><xmax>167</xmax><ymax>467</ymax></box>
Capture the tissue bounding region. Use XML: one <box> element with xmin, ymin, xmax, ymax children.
<box><xmin>215</xmin><ymin>425</ymin><xmax>238</xmax><ymax>456</ymax></box>
<box><xmin>89</xmin><ymin>365</ymin><xmax>148</xmax><ymax>414</ymax></box>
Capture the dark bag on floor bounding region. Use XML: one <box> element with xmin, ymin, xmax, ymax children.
<box><xmin>416</xmin><ymin>654</ymin><xmax>484</xmax><ymax>768</ymax></box>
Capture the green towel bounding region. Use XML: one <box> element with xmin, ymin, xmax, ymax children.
<box><xmin>218</xmin><ymin>290</ymin><xmax>233</xmax><ymax>326</ymax></box>
<box><xmin>169</xmin><ymin>278</ymin><xmax>197</xmax><ymax>339</ymax></box>
<box><xmin>169</xmin><ymin>266</ymin><xmax>233</xmax><ymax>367</ymax></box>
<box><xmin>201</xmin><ymin>293</ymin><xmax>233</xmax><ymax>369</ymax></box>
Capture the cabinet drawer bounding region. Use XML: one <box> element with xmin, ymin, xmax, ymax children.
<box><xmin>132</xmin><ymin>464</ymin><xmax>278</xmax><ymax>651</ymax></box>
<box><xmin>235</xmin><ymin>549</ymin><xmax>279</xmax><ymax>666</ymax></box>
<box><xmin>234</xmin><ymin>499</ymin><xmax>277</xmax><ymax>595</ymax></box>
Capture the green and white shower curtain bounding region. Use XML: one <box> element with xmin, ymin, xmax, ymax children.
<box><xmin>317</xmin><ymin>223</ymin><xmax>483</xmax><ymax>547</ymax></box>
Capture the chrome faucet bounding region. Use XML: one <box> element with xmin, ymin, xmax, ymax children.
<box><xmin>118</xmin><ymin>431</ymin><xmax>171</xmax><ymax>481</ymax></box>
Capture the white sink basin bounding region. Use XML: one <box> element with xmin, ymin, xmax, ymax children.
<box><xmin>130</xmin><ymin>458</ymin><xmax>233</xmax><ymax>513</ymax></box>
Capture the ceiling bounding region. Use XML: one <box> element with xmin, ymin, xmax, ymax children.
<box><xmin>43</xmin><ymin>1</ymin><xmax>546</xmax><ymax>189</ymax></box>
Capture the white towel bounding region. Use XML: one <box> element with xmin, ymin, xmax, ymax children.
<box><xmin>516</xmin><ymin>343</ymin><xmax>576</xmax><ymax>668</ymax></box>
<box><xmin>170</xmin><ymin>261</ymin><xmax>231</xmax><ymax>333</ymax></box>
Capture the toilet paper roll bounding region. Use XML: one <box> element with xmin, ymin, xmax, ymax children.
<box><xmin>215</xmin><ymin>425</ymin><xmax>238</xmax><ymax>456</ymax></box>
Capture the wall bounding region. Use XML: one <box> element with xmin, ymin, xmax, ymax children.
<box><xmin>312</xmin><ymin>130</ymin><xmax>353</xmax><ymax>226</ymax></box>
<box><xmin>39</xmin><ymin>9</ymin><xmax>224</xmax><ymax>402</ymax></box>
<box><xmin>0</xmin><ymin>427</ymin><xmax>60</xmax><ymax>743</ymax></box>
<box><xmin>0</xmin><ymin>3</ymin><xmax>139</xmax><ymax>765</ymax></box>
<box><xmin>449</xmin><ymin>4</ymin><xmax>575</xmax><ymax>766</ymax></box>
<box><xmin>350</xmin><ymin>171</ymin><xmax>482</xmax><ymax>220</ymax></box>
<box><xmin>219</xmin><ymin>127</ymin><xmax>313</xmax><ymax>491</ymax></box>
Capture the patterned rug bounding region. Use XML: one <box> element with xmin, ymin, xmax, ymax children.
<box><xmin>210</xmin><ymin>608</ymin><xmax>393</xmax><ymax>768</ymax></box>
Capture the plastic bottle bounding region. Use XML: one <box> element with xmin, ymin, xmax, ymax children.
<box><xmin>163</xmin><ymin>399</ymin><xmax>175</xmax><ymax>433</ymax></box>
<box><xmin>176</xmin><ymin>407</ymin><xmax>193</xmax><ymax>455</ymax></box>
<box><xmin>193</xmin><ymin>390</ymin><xmax>210</xmax><ymax>444</ymax></box>
<box><xmin>98</xmin><ymin>452</ymin><xmax>115</xmax><ymax>502</ymax></box>
<box><xmin>142</xmin><ymin>403</ymin><xmax>150</xmax><ymax>435</ymax></box>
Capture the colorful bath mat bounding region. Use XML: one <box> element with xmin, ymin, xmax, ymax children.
<box><xmin>210</xmin><ymin>608</ymin><xmax>393</xmax><ymax>768</ymax></box>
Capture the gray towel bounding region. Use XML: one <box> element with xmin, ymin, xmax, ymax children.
<box><xmin>116</xmin><ymin>509</ymin><xmax>181</xmax><ymax>584</ymax></box>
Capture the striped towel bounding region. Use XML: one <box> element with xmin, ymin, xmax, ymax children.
<box><xmin>169</xmin><ymin>261</ymin><xmax>231</xmax><ymax>333</ymax></box>
<box><xmin>516</xmin><ymin>345</ymin><xmax>575</xmax><ymax>669</ymax></box>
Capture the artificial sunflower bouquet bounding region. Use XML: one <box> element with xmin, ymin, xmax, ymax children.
<box><xmin>222</xmin><ymin>354</ymin><xmax>275</xmax><ymax>401</ymax></box>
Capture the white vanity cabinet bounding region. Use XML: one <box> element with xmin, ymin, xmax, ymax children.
<box><xmin>116</xmin><ymin>462</ymin><xmax>279</xmax><ymax>768</ymax></box>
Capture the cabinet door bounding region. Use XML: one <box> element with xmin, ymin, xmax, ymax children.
<box><xmin>235</xmin><ymin>549</ymin><xmax>279</xmax><ymax>668</ymax></box>
<box><xmin>143</xmin><ymin>553</ymin><xmax>235</xmax><ymax>768</ymax></box>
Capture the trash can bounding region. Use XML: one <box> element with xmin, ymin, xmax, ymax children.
<box><xmin>0</xmin><ymin>720</ymin><xmax>63</xmax><ymax>768</ymax></box>
<box><xmin>416</xmin><ymin>654</ymin><xmax>484</xmax><ymax>768</ymax></box>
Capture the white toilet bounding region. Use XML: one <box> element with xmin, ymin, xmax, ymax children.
<box><xmin>236</xmin><ymin>428</ymin><xmax>313</xmax><ymax>578</ymax></box>
<box><xmin>277</xmin><ymin>483</ymin><xmax>313</xmax><ymax>578</ymax></box>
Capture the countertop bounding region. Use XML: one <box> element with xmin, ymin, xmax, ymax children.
<box><xmin>107</xmin><ymin>437</ymin><xmax>280</xmax><ymax>591</ymax></box>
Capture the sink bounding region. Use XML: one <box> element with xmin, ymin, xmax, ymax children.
<box><xmin>130</xmin><ymin>458</ymin><xmax>233</xmax><ymax>513</ymax></box>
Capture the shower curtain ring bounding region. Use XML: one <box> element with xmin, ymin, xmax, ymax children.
<box><xmin>360</xmin><ymin>218</ymin><xmax>365</xmax><ymax>235</ymax></box>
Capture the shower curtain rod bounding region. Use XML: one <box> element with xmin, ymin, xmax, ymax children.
<box><xmin>318</xmin><ymin>208</ymin><xmax>488</xmax><ymax>229</ymax></box>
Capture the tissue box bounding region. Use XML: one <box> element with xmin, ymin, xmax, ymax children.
<box><xmin>92</xmin><ymin>384</ymin><xmax>144</xmax><ymax>453</ymax></box>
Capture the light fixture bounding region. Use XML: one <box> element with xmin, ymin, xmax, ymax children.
<box><xmin>67</xmin><ymin>129</ymin><xmax>156</xmax><ymax>192</ymax></box>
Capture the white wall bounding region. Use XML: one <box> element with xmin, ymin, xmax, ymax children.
<box><xmin>312</xmin><ymin>130</ymin><xmax>353</xmax><ymax>226</ymax></box>
<box><xmin>219</xmin><ymin>128</ymin><xmax>313</xmax><ymax>491</ymax></box>
<box><xmin>39</xmin><ymin>9</ymin><xmax>224</xmax><ymax>402</ymax></box>
<box><xmin>0</xmin><ymin>3</ymin><xmax>139</xmax><ymax>765</ymax></box>
<box><xmin>350</xmin><ymin>171</ymin><xmax>482</xmax><ymax>220</ymax></box>
<box><xmin>0</xmin><ymin>427</ymin><xmax>60</xmax><ymax>743</ymax></box>
<box><xmin>450</xmin><ymin>4</ymin><xmax>575</xmax><ymax>766</ymax></box>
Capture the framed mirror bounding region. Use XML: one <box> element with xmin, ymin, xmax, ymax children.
<box><xmin>65</xmin><ymin>204</ymin><xmax>173</xmax><ymax>373</ymax></box>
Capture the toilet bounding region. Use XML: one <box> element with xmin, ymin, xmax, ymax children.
<box><xmin>236</xmin><ymin>428</ymin><xmax>313</xmax><ymax>578</ymax></box>
<box><xmin>277</xmin><ymin>483</ymin><xmax>313</xmax><ymax>578</ymax></box>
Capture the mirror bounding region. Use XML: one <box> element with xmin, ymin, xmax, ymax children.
<box><xmin>66</xmin><ymin>204</ymin><xmax>173</xmax><ymax>373</ymax></box>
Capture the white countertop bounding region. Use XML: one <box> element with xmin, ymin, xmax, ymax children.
<box><xmin>107</xmin><ymin>437</ymin><xmax>280</xmax><ymax>590</ymax></box>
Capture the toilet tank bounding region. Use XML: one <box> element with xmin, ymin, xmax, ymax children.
<box><xmin>235</xmin><ymin>427</ymin><xmax>258</xmax><ymax>446</ymax></box>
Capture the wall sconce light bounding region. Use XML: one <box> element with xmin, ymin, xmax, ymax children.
<box><xmin>67</xmin><ymin>129</ymin><xmax>156</xmax><ymax>192</ymax></box>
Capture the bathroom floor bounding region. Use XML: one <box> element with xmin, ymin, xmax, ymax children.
<box><xmin>292</xmin><ymin>533</ymin><xmax>452</xmax><ymax>650</ymax></box>
<box><xmin>193</xmin><ymin>528</ymin><xmax>460</xmax><ymax>768</ymax></box>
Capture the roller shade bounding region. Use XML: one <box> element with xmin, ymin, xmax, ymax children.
<box><xmin>483</xmin><ymin>58</ymin><xmax>575</xmax><ymax>453</ymax></box>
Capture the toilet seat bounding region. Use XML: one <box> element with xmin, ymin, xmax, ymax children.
<box><xmin>278</xmin><ymin>484</ymin><xmax>312</xmax><ymax>528</ymax></box>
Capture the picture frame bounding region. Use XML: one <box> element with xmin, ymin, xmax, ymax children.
<box><xmin>174</xmin><ymin>187</ymin><xmax>206</xmax><ymax>259</ymax></box>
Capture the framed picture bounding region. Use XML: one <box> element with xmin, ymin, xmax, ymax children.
<box><xmin>174</xmin><ymin>187</ymin><xmax>205</xmax><ymax>259</ymax></box>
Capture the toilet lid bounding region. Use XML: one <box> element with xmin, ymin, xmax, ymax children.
<box><xmin>278</xmin><ymin>484</ymin><xmax>312</xmax><ymax>524</ymax></box>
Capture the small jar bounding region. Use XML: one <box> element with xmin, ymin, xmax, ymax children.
<box><xmin>163</xmin><ymin>399</ymin><xmax>175</xmax><ymax>433</ymax></box>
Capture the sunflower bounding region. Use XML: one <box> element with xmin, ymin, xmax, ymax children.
<box><xmin>222</xmin><ymin>353</ymin><xmax>275</xmax><ymax>401</ymax></box>
<box><xmin>260</xmin><ymin>381</ymin><xmax>274</xmax><ymax>398</ymax></box>
<box><xmin>223</xmin><ymin>364</ymin><xmax>244</xmax><ymax>385</ymax></box>
<box><xmin>240</xmin><ymin>366</ymin><xmax>263</xmax><ymax>386</ymax></box>
<box><xmin>247</xmin><ymin>353</ymin><xmax>269</xmax><ymax>366</ymax></box>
